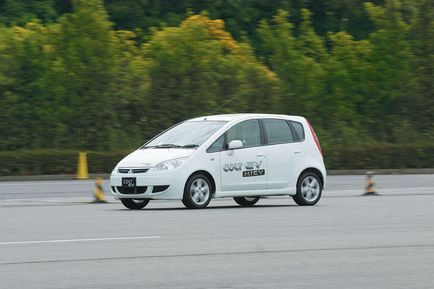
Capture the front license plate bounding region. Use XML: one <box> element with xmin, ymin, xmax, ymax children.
<box><xmin>122</xmin><ymin>177</ymin><xmax>136</xmax><ymax>188</ymax></box>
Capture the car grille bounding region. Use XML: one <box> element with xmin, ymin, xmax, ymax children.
<box><xmin>116</xmin><ymin>186</ymin><xmax>147</xmax><ymax>194</ymax></box>
<box><xmin>132</xmin><ymin>168</ymin><xmax>149</xmax><ymax>173</ymax></box>
<box><xmin>118</xmin><ymin>168</ymin><xmax>149</xmax><ymax>174</ymax></box>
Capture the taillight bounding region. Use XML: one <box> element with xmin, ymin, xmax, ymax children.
<box><xmin>306</xmin><ymin>119</ymin><xmax>322</xmax><ymax>156</ymax></box>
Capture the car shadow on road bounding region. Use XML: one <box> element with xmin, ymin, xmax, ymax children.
<box><xmin>110</xmin><ymin>204</ymin><xmax>299</xmax><ymax>211</ymax></box>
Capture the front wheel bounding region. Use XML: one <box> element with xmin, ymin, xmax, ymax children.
<box><xmin>292</xmin><ymin>172</ymin><xmax>322</xmax><ymax>206</ymax></box>
<box><xmin>233</xmin><ymin>197</ymin><xmax>260</xmax><ymax>207</ymax></box>
<box><xmin>121</xmin><ymin>198</ymin><xmax>149</xmax><ymax>210</ymax></box>
<box><xmin>182</xmin><ymin>174</ymin><xmax>213</xmax><ymax>209</ymax></box>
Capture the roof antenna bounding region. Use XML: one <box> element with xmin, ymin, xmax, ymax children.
<box><xmin>209</xmin><ymin>95</ymin><xmax>238</xmax><ymax>115</ymax></box>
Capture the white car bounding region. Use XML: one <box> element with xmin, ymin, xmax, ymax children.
<box><xmin>110</xmin><ymin>114</ymin><xmax>326</xmax><ymax>209</ymax></box>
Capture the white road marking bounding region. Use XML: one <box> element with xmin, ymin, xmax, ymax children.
<box><xmin>324</xmin><ymin>187</ymin><xmax>434</xmax><ymax>193</ymax></box>
<box><xmin>0</xmin><ymin>180</ymin><xmax>95</xmax><ymax>186</ymax></box>
<box><xmin>329</xmin><ymin>187</ymin><xmax>434</xmax><ymax>191</ymax></box>
<box><xmin>0</xmin><ymin>236</ymin><xmax>162</xmax><ymax>246</ymax></box>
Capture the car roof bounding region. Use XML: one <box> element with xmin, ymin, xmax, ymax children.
<box><xmin>188</xmin><ymin>113</ymin><xmax>305</xmax><ymax>122</ymax></box>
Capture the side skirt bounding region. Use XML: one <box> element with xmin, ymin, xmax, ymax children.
<box><xmin>214</xmin><ymin>187</ymin><xmax>296</xmax><ymax>198</ymax></box>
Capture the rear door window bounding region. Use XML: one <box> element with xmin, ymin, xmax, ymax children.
<box><xmin>263</xmin><ymin>119</ymin><xmax>294</xmax><ymax>144</ymax></box>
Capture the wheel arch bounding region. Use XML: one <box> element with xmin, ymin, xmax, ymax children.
<box><xmin>298</xmin><ymin>167</ymin><xmax>324</xmax><ymax>189</ymax></box>
<box><xmin>187</xmin><ymin>170</ymin><xmax>216</xmax><ymax>195</ymax></box>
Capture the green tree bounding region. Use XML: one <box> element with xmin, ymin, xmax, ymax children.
<box><xmin>410</xmin><ymin>0</ymin><xmax>434</xmax><ymax>137</ymax></box>
<box><xmin>0</xmin><ymin>0</ymin><xmax>58</xmax><ymax>25</ymax></box>
<box><xmin>322</xmin><ymin>31</ymin><xmax>373</xmax><ymax>144</ymax></box>
<box><xmin>110</xmin><ymin>30</ymin><xmax>151</xmax><ymax>147</ymax></box>
<box><xmin>257</xmin><ymin>10</ymin><xmax>325</xmax><ymax>121</ymax></box>
<box><xmin>297</xmin><ymin>9</ymin><xmax>327</xmax><ymax>62</ymax></box>
<box><xmin>0</xmin><ymin>0</ymin><xmax>432</xmax><ymax>153</ymax></box>
<box><xmin>0</xmin><ymin>22</ymin><xmax>57</xmax><ymax>150</ymax></box>
<box><xmin>50</xmin><ymin>0</ymin><xmax>150</xmax><ymax>149</ymax></box>
<box><xmin>0</xmin><ymin>0</ymin><xmax>151</xmax><ymax>150</ymax></box>
<box><xmin>101</xmin><ymin>0</ymin><xmax>381</xmax><ymax>44</ymax></box>
<box><xmin>143</xmin><ymin>14</ymin><xmax>279</xmax><ymax>136</ymax></box>
<box><xmin>364</xmin><ymin>0</ymin><xmax>417</xmax><ymax>141</ymax></box>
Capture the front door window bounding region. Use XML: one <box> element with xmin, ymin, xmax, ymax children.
<box><xmin>220</xmin><ymin>119</ymin><xmax>266</xmax><ymax>192</ymax></box>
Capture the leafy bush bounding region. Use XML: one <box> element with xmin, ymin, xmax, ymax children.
<box><xmin>323</xmin><ymin>143</ymin><xmax>434</xmax><ymax>170</ymax></box>
<box><xmin>0</xmin><ymin>144</ymin><xmax>432</xmax><ymax>176</ymax></box>
<box><xmin>0</xmin><ymin>150</ymin><xmax>130</xmax><ymax>176</ymax></box>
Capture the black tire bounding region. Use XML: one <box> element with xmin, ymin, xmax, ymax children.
<box><xmin>182</xmin><ymin>174</ymin><xmax>213</xmax><ymax>209</ymax></box>
<box><xmin>120</xmin><ymin>198</ymin><xmax>150</xmax><ymax>210</ymax></box>
<box><xmin>233</xmin><ymin>197</ymin><xmax>260</xmax><ymax>207</ymax></box>
<box><xmin>292</xmin><ymin>172</ymin><xmax>322</xmax><ymax>206</ymax></box>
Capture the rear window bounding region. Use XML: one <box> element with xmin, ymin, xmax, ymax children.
<box><xmin>290</xmin><ymin>121</ymin><xmax>305</xmax><ymax>141</ymax></box>
<box><xmin>263</xmin><ymin>119</ymin><xmax>294</xmax><ymax>144</ymax></box>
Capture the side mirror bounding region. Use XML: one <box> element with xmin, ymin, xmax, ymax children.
<box><xmin>228</xmin><ymin>140</ymin><xmax>243</xmax><ymax>150</ymax></box>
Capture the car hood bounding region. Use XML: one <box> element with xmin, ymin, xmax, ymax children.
<box><xmin>117</xmin><ymin>148</ymin><xmax>195</xmax><ymax>168</ymax></box>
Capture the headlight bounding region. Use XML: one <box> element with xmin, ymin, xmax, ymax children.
<box><xmin>152</xmin><ymin>157</ymin><xmax>188</xmax><ymax>171</ymax></box>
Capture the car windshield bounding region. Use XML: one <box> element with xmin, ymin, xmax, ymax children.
<box><xmin>142</xmin><ymin>121</ymin><xmax>227</xmax><ymax>149</ymax></box>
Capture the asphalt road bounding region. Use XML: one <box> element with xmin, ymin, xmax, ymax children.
<box><xmin>1</xmin><ymin>174</ymin><xmax>434</xmax><ymax>201</ymax></box>
<box><xmin>1</xmin><ymin>175</ymin><xmax>434</xmax><ymax>289</ymax></box>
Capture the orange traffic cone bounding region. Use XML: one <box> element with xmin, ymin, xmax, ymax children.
<box><xmin>92</xmin><ymin>178</ymin><xmax>107</xmax><ymax>203</ymax></box>
<box><xmin>363</xmin><ymin>171</ymin><xmax>378</xmax><ymax>196</ymax></box>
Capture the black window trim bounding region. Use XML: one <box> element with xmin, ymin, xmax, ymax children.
<box><xmin>258</xmin><ymin>119</ymin><xmax>266</xmax><ymax>146</ymax></box>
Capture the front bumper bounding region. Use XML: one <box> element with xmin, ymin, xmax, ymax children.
<box><xmin>109</xmin><ymin>172</ymin><xmax>184</xmax><ymax>200</ymax></box>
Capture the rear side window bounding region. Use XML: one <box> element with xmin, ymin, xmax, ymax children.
<box><xmin>227</xmin><ymin>119</ymin><xmax>261</xmax><ymax>148</ymax></box>
<box><xmin>263</xmin><ymin>119</ymin><xmax>294</xmax><ymax>144</ymax></box>
<box><xmin>290</xmin><ymin>121</ymin><xmax>305</xmax><ymax>141</ymax></box>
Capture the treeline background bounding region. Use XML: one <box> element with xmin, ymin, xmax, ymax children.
<box><xmin>0</xmin><ymin>0</ymin><xmax>433</xmax><ymax>174</ymax></box>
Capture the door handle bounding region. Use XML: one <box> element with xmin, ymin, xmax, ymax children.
<box><xmin>256</xmin><ymin>153</ymin><xmax>265</xmax><ymax>157</ymax></box>
<box><xmin>294</xmin><ymin>150</ymin><xmax>302</xmax><ymax>154</ymax></box>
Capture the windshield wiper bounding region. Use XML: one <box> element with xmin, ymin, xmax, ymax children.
<box><xmin>154</xmin><ymin>144</ymin><xmax>182</xmax><ymax>148</ymax></box>
<box><xmin>181</xmin><ymin>144</ymin><xmax>199</xmax><ymax>148</ymax></box>
<box><xmin>142</xmin><ymin>144</ymin><xmax>198</xmax><ymax>149</ymax></box>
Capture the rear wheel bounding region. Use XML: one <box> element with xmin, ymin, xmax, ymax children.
<box><xmin>233</xmin><ymin>197</ymin><xmax>260</xmax><ymax>207</ymax></box>
<box><xmin>121</xmin><ymin>198</ymin><xmax>149</xmax><ymax>210</ymax></box>
<box><xmin>292</xmin><ymin>172</ymin><xmax>322</xmax><ymax>206</ymax></box>
<box><xmin>182</xmin><ymin>174</ymin><xmax>213</xmax><ymax>209</ymax></box>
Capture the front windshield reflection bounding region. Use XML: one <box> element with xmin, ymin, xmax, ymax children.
<box><xmin>142</xmin><ymin>121</ymin><xmax>227</xmax><ymax>149</ymax></box>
